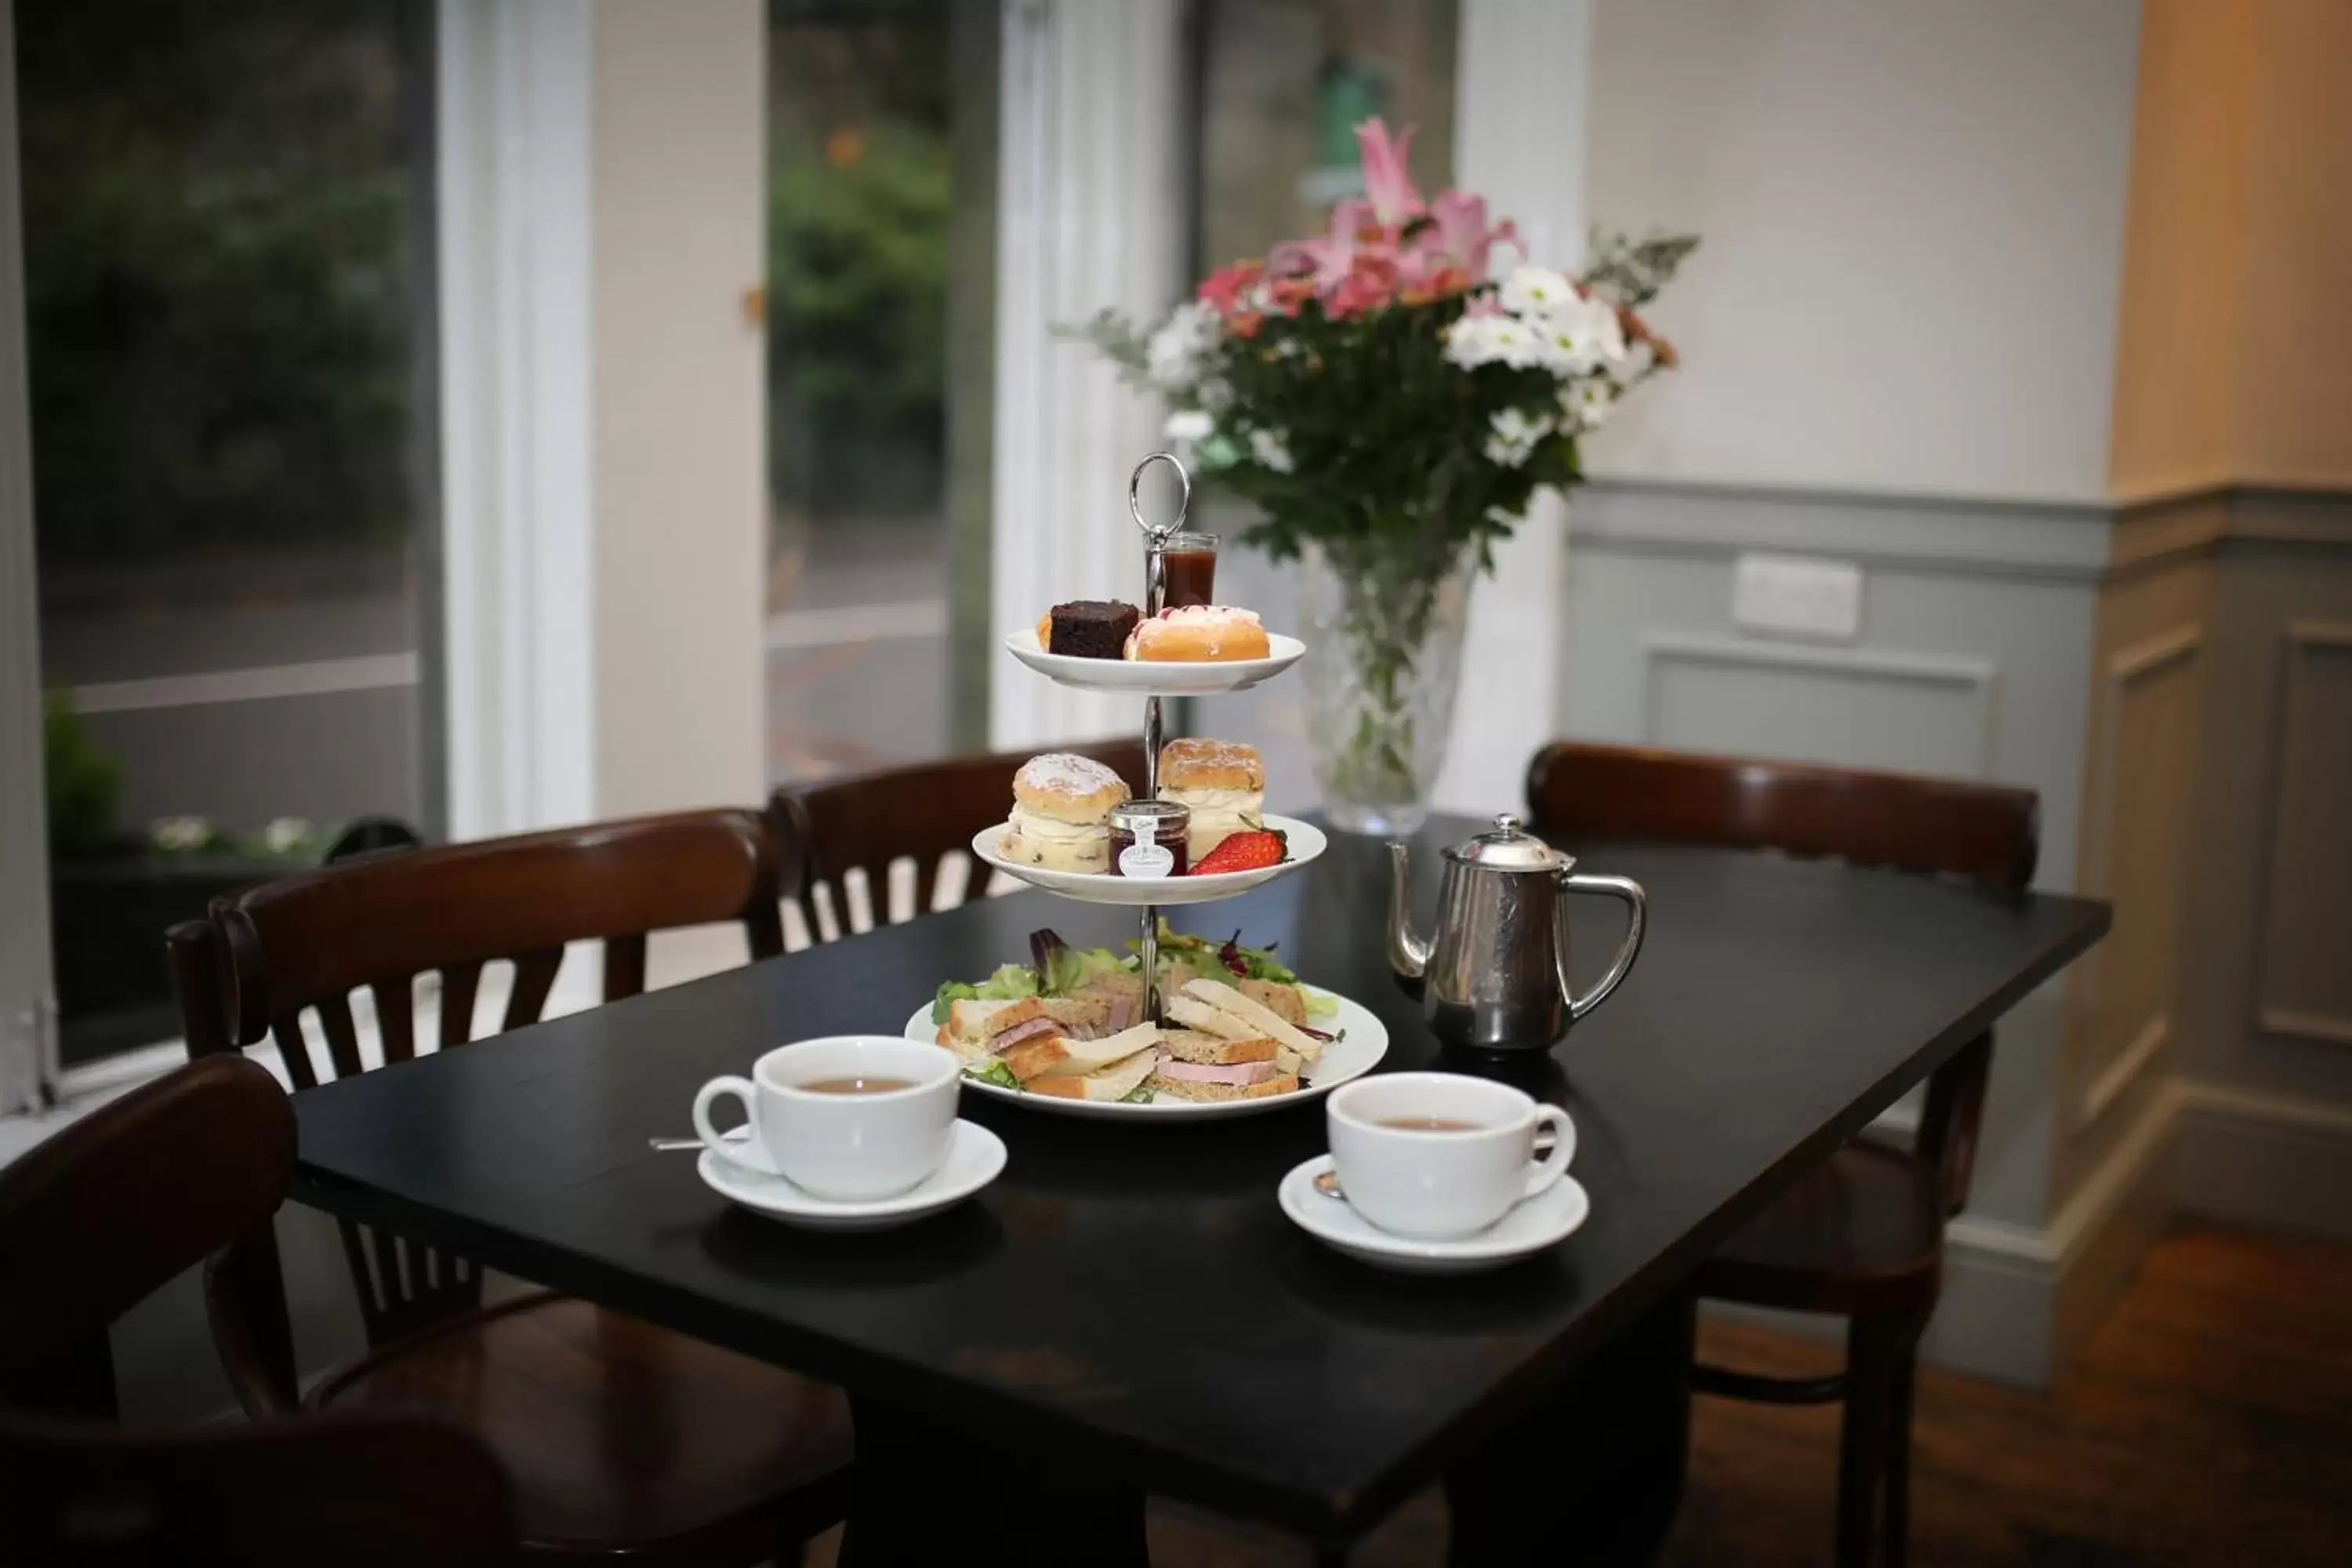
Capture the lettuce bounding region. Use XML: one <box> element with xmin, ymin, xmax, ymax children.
<box><xmin>1120</xmin><ymin>1083</ymin><xmax>1156</xmax><ymax>1103</ymax></box>
<box><xmin>964</xmin><ymin>1059</ymin><xmax>1022</xmax><ymax>1091</ymax></box>
<box><xmin>930</xmin><ymin>962</ymin><xmax>1040</xmax><ymax>1025</ymax></box>
<box><xmin>1044</xmin><ymin>944</ymin><xmax>1129</xmax><ymax>996</ymax></box>
<box><xmin>1300</xmin><ymin>986</ymin><xmax>1340</xmax><ymax>1019</ymax></box>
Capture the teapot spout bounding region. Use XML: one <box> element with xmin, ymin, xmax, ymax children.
<box><xmin>1386</xmin><ymin>840</ymin><xmax>1430</xmax><ymax>993</ymax></box>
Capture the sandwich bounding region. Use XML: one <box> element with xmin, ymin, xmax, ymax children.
<box><xmin>1156</xmin><ymin>737</ymin><xmax>1266</xmax><ymax>864</ymax></box>
<box><xmin>1145</xmin><ymin>1029</ymin><xmax>1298</xmax><ymax>1102</ymax></box>
<box><xmin>998</xmin><ymin>1018</ymin><xmax>1159</xmax><ymax>1085</ymax></box>
<box><xmin>1029</xmin><ymin>1044</ymin><xmax>1163</xmax><ymax>1102</ymax></box>
<box><xmin>1167</xmin><ymin>978</ymin><xmax>1328</xmax><ymax>1076</ymax></box>
<box><xmin>1000</xmin><ymin>753</ymin><xmax>1130</xmax><ymax>874</ymax></box>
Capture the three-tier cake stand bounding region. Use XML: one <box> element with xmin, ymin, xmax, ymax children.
<box><xmin>909</xmin><ymin>452</ymin><xmax>1390</xmax><ymax>1120</ymax></box>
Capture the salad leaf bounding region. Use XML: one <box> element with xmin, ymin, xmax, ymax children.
<box><xmin>1120</xmin><ymin>1083</ymin><xmax>1156</xmax><ymax>1103</ymax></box>
<box><xmin>931</xmin><ymin>963</ymin><xmax>1040</xmax><ymax>1025</ymax></box>
<box><xmin>1301</xmin><ymin>986</ymin><xmax>1340</xmax><ymax>1019</ymax></box>
<box><xmin>964</xmin><ymin>1059</ymin><xmax>1022</xmax><ymax>1091</ymax></box>
<box><xmin>1137</xmin><ymin>919</ymin><xmax>1299</xmax><ymax>984</ymax></box>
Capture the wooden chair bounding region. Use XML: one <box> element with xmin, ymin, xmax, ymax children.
<box><xmin>169</xmin><ymin>809</ymin><xmax>854</xmax><ymax>1566</ymax></box>
<box><xmin>0</xmin><ymin>1054</ymin><xmax>521</xmax><ymax>1566</ymax></box>
<box><xmin>768</xmin><ymin>739</ymin><xmax>1145</xmax><ymax>943</ymax></box>
<box><xmin>1525</xmin><ymin>741</ymin><xmax>2038</xmax><ymax>1568</ymax></box>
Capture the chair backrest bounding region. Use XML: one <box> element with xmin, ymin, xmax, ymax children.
<box><xmin>0</xmin><ymin>1407</ymin><xmax>517</xmax><ymax>1567</ymax></box>
<box><xmin>1525</xmin><ymin>741</ymin><xmax>2040</xmax><ymax>1218</ymax></box>
<box><xmin>1525</xmin><ymin>741</ymin><xmax>2039</xmax><ymax>891</ymax></box>
<box><xmin>183</xmin><ymin>809</ymin><xmax>783</xmax><ymax>1353</ymax></box>
<box><xmin>0</xmin><ymin>1055</ymin><xmax>292</xmax><ymax>1417</ymax></box>
<box><xmin>768</xmin><ymin>739</ymin><xmax>1145</xmax><ymax>942</ymax></box>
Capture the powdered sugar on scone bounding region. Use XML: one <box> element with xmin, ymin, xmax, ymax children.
<box><xmin>1015</xmin><ymin>752</ymin><xmax>1127</xmax><ymax>801</ymax></box>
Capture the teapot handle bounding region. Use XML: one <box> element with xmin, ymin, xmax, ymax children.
<box><xmin>1557</xmin><ymin>873</ymin><xmax>1646</xmax><ymax>1022</ymax></box>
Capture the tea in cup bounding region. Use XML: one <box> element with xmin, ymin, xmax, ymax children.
<box><xmin>1325</xmin><ymin>1073</ymin><xmax>1574</xmax><ymax>1239</ymax></box>
<box><xmin>693</xmin><ymin>1036</ymin><xmax>959</xmax><ymax>1200</ymax></box>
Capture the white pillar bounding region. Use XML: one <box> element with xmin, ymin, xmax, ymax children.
<box><xmin>438</xmin><ymin>0</ymin><xmax>764</xmax><ymax>838</ymax></box>
<box><xmin>989</xmin><ymin>0</ymin><xmax>1185</xmax><ymax>750</ymax></box>
<box><xmin>1433</xmin><ymin>0</ymin><xmax>1592</xmax><ymax>817</ymax></box>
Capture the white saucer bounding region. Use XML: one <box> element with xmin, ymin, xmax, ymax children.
<box><xmin>1004</xmin><ymin>628</ymin><xmax>1305</xmax><ymax>696</ymax></box>
<box><xmin>696</xmin><ymin>1120</ymin><xmax>1005</xmax><ymax>1232</ymax></box>
<box><xmin>1277</xmin><ymin>1155</ymin><xmax>1590</xmax><ymax>1275</ymax></box>
<box><xmin>970</xmin><ymin>812</ymin><xmax>1324</xmax><ymax>906</ymax></box>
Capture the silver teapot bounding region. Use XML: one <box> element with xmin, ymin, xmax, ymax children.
<box><xmin>1388</xmin><ymin>815</ymin><xmax>1647</xmax><ymax>1051</ymax></box>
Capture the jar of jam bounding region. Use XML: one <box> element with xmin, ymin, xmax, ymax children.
<box><xmin>1108</xmin><ymin>800</ymin><xmax>1189</xmax><ymax>878</ymax></box>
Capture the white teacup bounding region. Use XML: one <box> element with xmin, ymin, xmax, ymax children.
<box><xmin>1326</xmin><ymin>1073</ymin><xmax>1575</xmax><ymax>1240</ymax></box>
<box><xmin>693</xmin><ymin>1036</ymin><xmax>960</xmax><ymax>1200</ymax></box>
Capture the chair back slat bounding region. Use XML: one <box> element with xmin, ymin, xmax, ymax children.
<box><xmin>502</xmin><ymin>946</ymin><xmax>567</xmax><ymax>1032</ymax></box>
<box><xmin>440</xmin><ymin>960</ymin><xmax>483</xmax><ymax>1052</ymax></box>
<box><xmin>604</xmin><ymin>931</ymin><xmax>649</xmax><ymax>1002</ymax></box>
<box><xmin>771</xmin><ymin>739</ymin><xmax>1145</xmax><ymax>942</ymax></box>
<box><xmin>374</xmin><ymin>978</ymin><xmax>417</xmax><ymax>1065</ymax></box>
<box><xmin>1524</xmin><ymin>740</ymin><xmax>2040</xmax><ymax>1217</ymax></box>
<box><xmin>314</xmin><ymin>991</ymin><xmax>368</xmax><ymax>1081</ymax></box>
<box><xmin>0</xmin><ymin>1056</ymin><xmax>292</xmax><ymax>1416</ymax></box>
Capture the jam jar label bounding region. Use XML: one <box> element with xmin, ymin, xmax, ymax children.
<box><xmin>1118</xmin><ymin>840</ymin><xmax>1175</xmax><ymax>879</ymax></box>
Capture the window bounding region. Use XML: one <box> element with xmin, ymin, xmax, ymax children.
<box><xmin>764</xmin><ymin>0</ymin><xmax>995</xmax><ymax>785</ymax></box>
<box><xmin>21</xmin><ymin>0</ymin><xmax>431</xmax><ymax>1065</ymax></box>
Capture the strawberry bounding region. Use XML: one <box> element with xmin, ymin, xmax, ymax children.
<box><xmin>1190</xmin><ymin>828</ymin><xmax>1287</xmax><ymax>876</ymax></box>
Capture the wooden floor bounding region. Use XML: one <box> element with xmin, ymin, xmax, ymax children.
<box><xmin>1131</xmin><ymin>1225</ymin><xmax>2352</xmax><ymax>1566</ymax></box>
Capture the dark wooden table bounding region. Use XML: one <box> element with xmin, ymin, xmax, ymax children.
<box><xmin>288</xmin><ymin>821</ymin><xmax>2107</xmax><ymax>1562</ymax></box>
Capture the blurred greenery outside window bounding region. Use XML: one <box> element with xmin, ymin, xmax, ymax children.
<box><xmin>768</xmin><ymin>1</ymin><xmax>951</xmax><ymax>527</ymax></box>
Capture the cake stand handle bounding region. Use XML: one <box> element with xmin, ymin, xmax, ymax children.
<box><xmin>1129</xmin><ymin>451</ymin><xmax>1188</xmax><ymax>1027</ymax></box>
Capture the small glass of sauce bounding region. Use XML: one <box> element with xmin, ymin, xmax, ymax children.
<box><xmin>1159</xmin><ymin>532</ymin><xmax>1218</xmax><ymax>609</ymax></box>
<box><xmin>1108</xmin><ymin>800</ymin><xmax>1190</xmax><ymax>877</ymax></box>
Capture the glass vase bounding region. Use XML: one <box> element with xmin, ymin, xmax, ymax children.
<box><xmin>1296</xmin><ymin>538</ymin><xmax>1474</xmax><ymax>837</ymax></box>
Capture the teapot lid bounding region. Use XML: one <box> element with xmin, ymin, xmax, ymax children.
<box><xmin>1444</xmin><ymin>814</ymin><xmax>1571</xmax><ymax>872</ymax></box>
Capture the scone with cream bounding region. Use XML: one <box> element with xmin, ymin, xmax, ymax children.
<box><xmin>1157</xmin><ymin>737</ymin><xmax>1265</xmax><ymax>863</ymax></box>
<box><xmin>1001</xmin><ymin>753</ymin><xmax>1131</xmax><ymax>873</ymax></box>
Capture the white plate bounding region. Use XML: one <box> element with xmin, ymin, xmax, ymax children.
<box><xmin>972</xmin><ymin>813</ymin><xmax>1324</xmax><ymax>906</ymax></box>
<box><xmin>1279</xmin><ymin>1153</ymin><xmax>1590</xmax><ymax>1274</ymax></box>
<box><xmin>1004</xmin><ymin>628</ymin><xmax>1305</xmax><ymax>696</ymax></box>
<box><xmin>901</xmin><ymin>989</ymin><xmax>1389</xmax><ymax>1121</ymax></box>
<box><xmin>695</xmin><ymin>1120</ymin><xmax>1005</xmax><ymax>1231</ymax></box>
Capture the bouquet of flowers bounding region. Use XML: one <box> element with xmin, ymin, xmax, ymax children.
<box><xmin>1083</xmin><ymin>120</ymin><xmax>1695</xmax><ymax>831</ymax></box>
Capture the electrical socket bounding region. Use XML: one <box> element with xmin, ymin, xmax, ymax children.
<box><xmin>1732</xmin><ymin>553</ymin><xmax>1863</xmax><ymax>643</ymax></box>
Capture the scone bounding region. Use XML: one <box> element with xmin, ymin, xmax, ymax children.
<box><xmin>1000</xmin><ymin>753</ymin><xmax>1130</xmax><ymax>873</ymax></box>
<box><xmin>1157</xmin><ymin>737</ymin><xmax>1265</xmax><ymax>863</ymax></box>
<box><xmin>1124</xmin><ymin>605</ymin><xmax>1271</xmax><ymax>662</ymax></box>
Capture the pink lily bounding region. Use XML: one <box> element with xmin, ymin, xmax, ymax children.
<box><xmin>1355</xmin><ymin>119</ymin><xmax>1424</xmax><ymax>225</ymax></box>
<box><xmin>1425</xmin><ymin>190</ymin><xmax>1521</xmax><ymax>285</ymax></box>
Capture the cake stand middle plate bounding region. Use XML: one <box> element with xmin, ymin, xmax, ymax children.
<box><xmin>971</xmin><ymin>812</ymin><xmax>1324</xmax><ymax>906</ymax></box>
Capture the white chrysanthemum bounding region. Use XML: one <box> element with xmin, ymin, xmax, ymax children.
<box><xmin>1445</xmin><ymin>314</ymin><xmax>1543</xmax><ymax>372</ymax></box>
<box><xmin>1558</xmin><ymin>378</ymin><xmax>1615</xmax><ymax>433</ymax></box>
<box><xmin>1163</xmin><ymin>408</ymin><xmax>1214</xmax><ymax>444</ymax></box>
<box><xmin>1145</xmin><ymin>300</ymin><xmax>1220</xmax><ymax>390</ymax></box>
<box><xmin>1483</xmin><ymin>406</ymin><xmax>1552</xmax><ymax>469</ymax></box>
<box><xmin>1498</xmin><ymin>266</ymin><xmax>1575</xmax><ymax>320</ymax></box>
<box><xmin>1528</xmin><ymin>292</ymin><xmax>1626</xmax><ymax>376</ymax></box>
<box><xmin>1248</xmin><ymin>426</ymin><xmax>1294</xmax><ymax>474</ymax></box>
<box><xmin>262</xmin><ymin>816</ymin><xmax>313</xmax><ymax>855</ymax></box>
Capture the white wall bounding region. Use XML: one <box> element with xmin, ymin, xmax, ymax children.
<box><xmin>1584</xmin><ymin>0</ymin><xmax>2141</xmax><ymax>503</ymax></box>
<box><xmin>590</xmin><ymin>0</ymin><xmax>767</xmax><ymax>818</ymax></box>
<box><xmin>440</xmin><ymin>0</ymin><xmax>766</xmax><ymax>838</ymax></box>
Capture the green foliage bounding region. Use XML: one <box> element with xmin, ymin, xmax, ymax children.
<box><xmin>768</xmin><ymin>119</ymin><xmax>949</xmax><ymax>514</ymax></box>
<box><xmin>16</xmin><ymin>0</ymin><xmax>416</xmax><ymax>561</ymax></box>
<box><xmin>1581</xmin><ymin>229</ymin><xmax>1704</xmax><ymax>310</ymax></box>
<box><xmin>43</xmin><ymin>690</ymin><xmax>121</xmax><ymax>857</ymax></box>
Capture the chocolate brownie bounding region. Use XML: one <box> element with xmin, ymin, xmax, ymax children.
<box><xmin>1047</xmin><ymin>600</ymin><xmax>1141</xmax><ymax>660</ymax></box>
